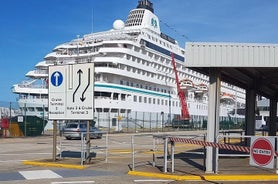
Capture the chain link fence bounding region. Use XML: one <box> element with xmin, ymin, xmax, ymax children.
<box><xmin>0</xmin><ymin>101</ymin><xmax>245</xmax><ymax>137</ymax></box>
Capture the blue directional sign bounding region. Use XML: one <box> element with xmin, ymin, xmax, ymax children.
<box><xmin>51</xmin><ymin>71</ymin><xmax>63</xmax><ymax>87</ymax></box>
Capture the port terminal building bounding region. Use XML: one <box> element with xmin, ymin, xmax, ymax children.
<box><xmin>185</xmin><ymin>42</ymin><xmax>278</xmax><ymax>173</ymax></box>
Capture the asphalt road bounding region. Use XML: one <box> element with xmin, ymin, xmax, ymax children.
<box><xmin>1</xmin><ymin>131</ymin><xmax>278</xmax><ymax>184</ymax></box>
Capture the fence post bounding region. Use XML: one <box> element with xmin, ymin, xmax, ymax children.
<box><xmin>105</xmin><ymin>131</ymin><xmax>108</xmax><ymax>163</ymax></box>
<box><xmin>131</xmin><ymin>135</ymin><xmax>135</xmax><ymax>171</ymax></box>
<box><xmin>163</xmin><ymin>136</ymin><xmax>168</xmax><ymax>173</ymax></box>
<box><xmin>152</xmin><ymin>137</ymin><xmax>156</xmax><ymax>167</ymax></box>
<box><xmin>171</xmin><ymin>140</ymin><xmax>175</xmax><ymax>173</ymax></box>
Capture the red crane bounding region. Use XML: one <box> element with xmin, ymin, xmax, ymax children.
<box><xmin>171</xmin><ymin>53</ymin><xmax>190</xmax><ymax>120</ymax></box>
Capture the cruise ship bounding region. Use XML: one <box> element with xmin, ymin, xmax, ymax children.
<box><xmin>12</xmin><ymin>0</ymin><xmax>245</xmax><ymax>130</ymax></box>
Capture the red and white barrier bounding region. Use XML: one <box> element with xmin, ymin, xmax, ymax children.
<box><xmin>168</xmin><ymin>137</ymin><xmax>278</xmax><ymax>156</ymax></box>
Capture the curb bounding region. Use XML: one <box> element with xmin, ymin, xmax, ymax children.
<box><xmin>128</xmin><ymin>171</ymin><xmax>278</xmax><ymax>181</ymax></box>
<box><xmin>22</xmin><ymin>160</ymin><xmax>86</xmax><ymax>170</ymax></box>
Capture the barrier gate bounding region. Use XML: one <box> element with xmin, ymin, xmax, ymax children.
<box><xmin>164</xmin><ymin>135</ymin><xmax>278</xmax><ymax>173</ymax></box>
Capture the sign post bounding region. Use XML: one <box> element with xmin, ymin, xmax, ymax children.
<box><xmin>250</xmin><ymin>136</ymin><xmax>275</xmax><ymax>169</ymax></box>
<box><xmin>49</xmin><ymin>63</ymin><xmax>95</xmax><ymax>162</ymax></box>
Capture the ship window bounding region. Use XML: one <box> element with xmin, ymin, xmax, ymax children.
<box><xmin>103</xmin><ymin>108</ymin><xmax>109</xmax><ymax>112</ymax></box>
<box><xmin>120</xmin><ymin>109</ymin><xmax>125</xmax><ymax>113</ymax></box>
<box><xmin>139</xmin><ymin>96</ymin><xmax>142</xmax><ymax>103</ymax></box>
<box><xmin>165</xmin><ymin>100</ymin><xmax>168</xmax><ymax>106</ymax></box>
<box><xmin>95</xmin><ymin>91</ymin><xmax>111</xmax><ymax>98</ymax></box>
<box><xmin>153</xmin><ymin>98</ymin><xmax>156</xmax><ymax>104</ymax></box>
<box><xmin>144</xmin><ymin>97</ymin><xmax>147</xmax><ymax>103</ymax></box>
<box><xmin>134</xmin><ymin>95</ymin><xmax>137</xmax><ymax>102</ymax></box>
<box><xmin>161</xmin><ymin>100</ymin><xmax>164</xmax><ymax>105</ymax></box>
<box><xmin>121</xmin><ymin>94</ymin><xmax>126</xmax><ymax>101</ymax></box>
<box><xmin>111</xmin><ymin>109</ymin><xmax>118</xmax><ymax>113</ymax></box>
<box><xmin>28</xmin><ymin>107</ymin><xmax>35</xmax><ymax>112</ymax></box>
<box><xmin>96</xmin><ymin>108</ymin><xmax>102</xmax><ymax>112</ymax></box>
<box><xmin>120</xmin><ymin>80</ymin><xmax>123</xmax><ymax>85</ymax></box>
<box><xmin>113</xmin><ymin>93</ymin><xmax>119</xmax><ymax>100</ymax></box>
<box><xmin>148</xmin><ymin>98</ymin><xmax>151</xmax><ymax>104</ymax></box>
<box><xmin>157</xmin><ymin>99</ymin><xmax>160</xmax><ymax>105</ymax></box>
<box><xmin>37</xmin><ymin>107</ymin><xmax>43</xmax><ymax>111</ymax></box>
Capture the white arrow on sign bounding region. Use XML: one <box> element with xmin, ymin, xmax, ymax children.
<box><xmin>54</xmin><ymin>72</ymin><xmax>60</xmax><ymax>86</ymax></box>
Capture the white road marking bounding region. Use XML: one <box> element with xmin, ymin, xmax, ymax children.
<box><xmin>0</xmin><ymin>160</ymin><xmax>23</xmax><ymax>162</ymax></box>
<box><xmin>19</xmin><ymin>169</ymin><xmax>62</xmax><ymax>180</ymax></box>
<box><xmin>51</xmin><ymin>181</ymin><xmax>95</xmax><ymax>184</ymax></box>
<box><xmin>0</xmin><ymin>153</ymin><xmax>51</xmax><ymax>155</ymax></box>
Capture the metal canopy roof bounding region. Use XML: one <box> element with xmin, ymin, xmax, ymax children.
<box><xmin>185</xmin><ymin>42</ymin><xmax>278</xmax><ymax>99</ymax></box>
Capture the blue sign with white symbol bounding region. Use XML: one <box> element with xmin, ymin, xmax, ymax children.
<box><xmin>51</xmin><ymin>71</ymin><xmax>63</xmax><ymax>87</ymax></box>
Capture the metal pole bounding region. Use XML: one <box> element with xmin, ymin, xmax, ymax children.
<box><xmin>81</xmin><ymin>134</ymin><xmax>85</xmax><ymax>165</ymax></box>
<box><xmin>42</xmin><ymin>105</ymin><xmax>45</xmax><ymax>135</ymax></box>
<box><xmin>86</xmin><ymin>120</ymin><xmax>91</xmax><ymax>163</ymax></box>
<box><xmin>131</xmin><ymin>135</ymin><xmax>135</xmax><ymax>171</ymax></box>
<box><xmin>9</xmin><ymin>102</ymin><xmax>11</xmax><ymax>135</ymax></box>
<box><xmin>171</xmin><ymin>141</ymin><xmax>175</xmax><ymax>173</ymax></box>
<box><xmin>24</xmin><ymin>103</ymin><xmax>26</xmax><ymax>136</ymax></box>
<box><xmin>52</xmin><ymin>120</ymin><xmax>57</xmax><ymax>161</ymax></box>
<box><xmin>163</xmin><ymin>137</ymin><xmax>168</xmax><ymax>173</ymax></box>
<box><xmin>152</xmin><ymin>137</ymin><xmax>156</xmax><ymax>167</ymax></box>
<box><xmin>135</xmin><ymin>112</ymin><xmax>137</xmax><ymax>133</ymax></box>
<box><xmin>105</xmin><ymin>131</ymin><xmax>108</xmax><ymax>163</ymax></box>
<box><xmin>127</xmin><ymin>111</ymin><xmax>129</xmax><ymax>132</ymax></box>
<box><xmin>149</xmin><ymin>113</ymin><xmax>152</xmax><ymax>132</ymax></box>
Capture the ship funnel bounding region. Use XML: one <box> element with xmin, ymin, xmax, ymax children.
<box><xmin>137</xmin><ymin>0</ymin><xmax>154</xmax><ymax>13</ymax></box>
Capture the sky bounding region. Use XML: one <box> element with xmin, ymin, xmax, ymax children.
<box><xmin>1</xmin><ymin>0</ymin><xmax>278</xmax><ymax>103</ymax></box>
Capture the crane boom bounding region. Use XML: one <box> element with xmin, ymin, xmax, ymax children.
<box><xmin>171</xmin><ymin>53</ymin><xmax>190</xmax><ymax>120</ymax></box>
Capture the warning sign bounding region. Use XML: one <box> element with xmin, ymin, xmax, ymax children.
<box><xmin>249</xmin><ymin>136</ymin><xmax>275</xmax><ymax>169</ymax></box>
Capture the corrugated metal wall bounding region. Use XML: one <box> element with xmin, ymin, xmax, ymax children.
<box><xmin>185</xmin><ymin>42</ymin><xmax>278</xmax><ymax>67</ymax></box>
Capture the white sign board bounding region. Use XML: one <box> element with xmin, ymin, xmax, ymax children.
<box><xmin>17</xmin><ymin>116</ymin><xmax>24</xmax><ymax>122</ymax></box>
<box><xmin>249</xmin><ymin>136</ymin><xmax>275</xmax><ymax>169</ymax></box>
<box><xmin>48</xmin><ymin>63</ymin><xmax>94</xmax><ymax>120</ymax></box>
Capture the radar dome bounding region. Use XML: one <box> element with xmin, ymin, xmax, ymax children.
<box><xmin>113</xmin><ymin>19</ymin><xmax>125</xmax><ymax>30</ymax></box>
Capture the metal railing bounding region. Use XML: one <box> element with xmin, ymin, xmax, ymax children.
<box><xmin>57</xmin><ymin>131</ymin><xmax>108</xmax><ymax>165</ymax></box>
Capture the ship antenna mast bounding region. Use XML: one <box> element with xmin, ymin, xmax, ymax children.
<box><xmin>91</xmin><ymin>8</ymin><xmax>94</xmax><ymax>33</ymax></box>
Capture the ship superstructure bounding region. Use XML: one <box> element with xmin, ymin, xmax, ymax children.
<box><xmin>12</xmin><ymin>0</ymin><xmax>245</xmax><ymax>130</ymax></box>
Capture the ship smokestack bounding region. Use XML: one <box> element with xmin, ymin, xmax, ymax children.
<box><xmin>137</xmin><ymin>0</ymin><xmax>154</xmax><ymax>13</ymax></box>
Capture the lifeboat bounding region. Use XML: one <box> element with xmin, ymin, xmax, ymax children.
<box><xmin>180</xmin><ymin>79</ymin><xmax>194</xmax><ymax>90</ymax></box>
<box><xmin>195</xmin><ymin>83</ymin><xmax>208</xmax><ymax>94</ymax></box>
<box><xmin>220</xmin><ymin>92</ymin><xmax>235</xmax><ymax>103</ymax></box>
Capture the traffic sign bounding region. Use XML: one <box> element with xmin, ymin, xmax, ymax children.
<box><xmin>50</xmin><ymin>71</ymin><xmax>63</xmax><ymax>87</ymax></box>
<box><xmin>250</xmin><ymin>136</ymin><xmax>275</xmax><ymax>169</ymax></box>
<box><xmin>65</xmin><ymin>63</ymin><xmax>94</xmax><ymax>119</ymax></box>
<box><xmin>48</xmin><ymin>65</ymin><xmax>66</xmax><ymax>120</ymax></box>
<box><xmin>48</xmin><ymin>63</ymin><xmax>94</xmax><ymax>120</ymax></box>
